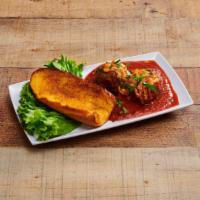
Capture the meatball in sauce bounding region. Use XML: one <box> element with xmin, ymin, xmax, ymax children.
<box><xmin>86</xmin><ymin>60</ymin><xmax>179</xmax><ymax>121</ymax></box>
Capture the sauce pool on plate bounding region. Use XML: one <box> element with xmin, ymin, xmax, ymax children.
<box><xmin>86</xmin><ymin>60</ymin><xmax>179</xmax><ymax>121</ymax></box>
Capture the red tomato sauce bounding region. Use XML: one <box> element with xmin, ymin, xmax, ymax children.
<box><xmin>86</xmin><ymin>60</ymin><xmax>179</xmax><ymax>121</ymax></box>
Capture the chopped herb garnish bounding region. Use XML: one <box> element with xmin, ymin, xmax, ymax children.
<box><xmin>122</xmin><ymin>83</ymin><xmax>135</xmax><ymax>93</ymax></box>
<box><xmin>116</xmin><ymin>98</ymin><xmax>123</xmax><ymax>108</ymax></box>
<box><xmin>133</xmin><ymin>72</ymin><xmax>146</xmax><ymax>82</ymax></box>
<box><xmin>116</xmin><ymin>98</ymin><xmax>129</xmax><ymax>114</ymax></box>
<box><xmin>114</xmin><ymin>59</ymin><xmax>121</xmax><ymax>68</ymax></box>
<box><xmin>114</xmin><ymin>59</ymin><xmax>121</xmax><ymax>64</ymax></box>
<box><xmin>133</xmin><ymin>76</ymin><xmax>139</xmax><ymax>81</ymax></box>
<box><xmin>143</xmin><ymin>82</ymin><xmax>157</xmax><ymax>91</ymax></box>
<box><xmin>121</xmin><ymin>107</ymin><xmax>128</xmax><ymax>114</ymax></box>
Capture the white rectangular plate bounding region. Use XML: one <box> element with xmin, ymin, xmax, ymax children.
<box><xmin>9</xmin><ymin>52</ymin><xmax>193</xmax><ymax>145</ymax></box>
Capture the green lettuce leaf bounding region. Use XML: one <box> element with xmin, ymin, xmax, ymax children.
<box><xmin>44</xmin><ymin>54</ymin><xmax>84</xmax><ymax>78</ymax></box>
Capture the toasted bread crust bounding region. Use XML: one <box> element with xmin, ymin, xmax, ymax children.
<box><xmin>30</xmin><ymin>68</ymin><xmax>116</xmax><ymax>127</ymax></box>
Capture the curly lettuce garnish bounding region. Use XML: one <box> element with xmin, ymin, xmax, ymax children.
<box><xmin>45</xmin><ymin>54</ymin><xmax>84</xmax><ymax>78</ymax></box>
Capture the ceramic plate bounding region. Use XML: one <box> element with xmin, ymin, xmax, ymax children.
<box><xmin>9</xmin><ymin>52</ymin><xmax>193</xmax><ymax>145</ymax></box>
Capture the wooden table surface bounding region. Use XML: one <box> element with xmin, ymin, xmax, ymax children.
<box><xmin>0</xmin><ymin>1</ymin><xmax>200</xmax><ymax>199</ymax></box>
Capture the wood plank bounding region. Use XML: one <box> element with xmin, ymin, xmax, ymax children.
<box><xmin>0</xmin><ymin>0</ymin><xmax>199</xmax><ymax>19</ymax></box>
<box><xmin>0</xmin><ymin>147</ymin><xmax>200</xmax><ymax>199</ymax></box>
<box><xmin>0</xmin><ymin>67</ymin><xmax>199</xmax><ymax>147</ymax></box>
<box><xmin>0</xmin><ymin>18</ymin><xmax>200</xmax><ymax>68</ymax></box>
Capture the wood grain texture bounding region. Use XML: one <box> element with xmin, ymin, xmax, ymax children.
<box><xmin>0</xmin><ymin>147</ymin><xmax>200</xmax><ymax>199</ymax></box>
<box><xmin>1</xmin><ymin>1</ymin><xmax>200</xmax><ymax>199</ymax></box>
<box><xmin>1</xmin><ymin>67</ymin><xmax>199</xmax><ymax>147</ymax></box>
<box><xmin>0</xmin><ymin>18</ymin><xmax>200</xmax><ymax>68</ymax></box>
<box><xmin>0</xmin><ymin>0</ymin><xmax>199</xmax><ymax>19</ymax></box>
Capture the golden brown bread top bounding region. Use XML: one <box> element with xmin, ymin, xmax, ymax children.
<box><xmin>30</xmin><ymin>68</ymin><xmax>116</xmax><ymax>127</ymax></box>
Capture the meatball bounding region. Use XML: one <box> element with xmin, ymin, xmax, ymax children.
<box><xmin>94</xmin><ymin>69</ymin><xmax>120</xmax><ymax>93</ymax></box>
<box><xmin>134</xmin><ymin>70</ymin><xmax>162</xmax><ymax>104</ymax></box>
<box><xmin>94</xmin><ymin>60</ymin><xmax>134</xmax><ymax>94</ymax></box>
